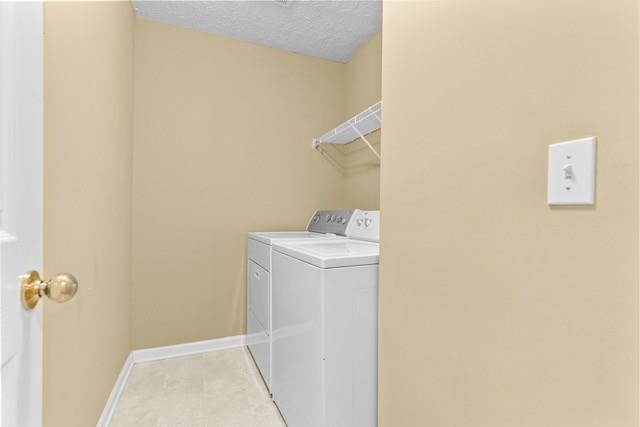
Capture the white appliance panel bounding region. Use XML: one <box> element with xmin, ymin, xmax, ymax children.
<box><xmin>249</xmin><ymin>231</ymin><xmax>337</xmax><ymax>245</ymax></box>
<box><xmin>248</xmin><ymin>260</ymin><xmax>270</xmax><ymax>330</ymax></box>
<box><xmin>345</xmin><ymin>210</ymin><xmax>380</xmax><ymax>242</ymax></box>
<box><xmin>272</xmin><ymin>250</ymin><xmax>379</xmax><ymax>427</ymax></box>
<box><xmin>248</xmin><ymin>238</ymin><xmax>271</xmax><ymax>271</ymax></box>
<box><xmin>324</xmin><ymin>265</ymin><xmax>378</xmax><ymax>427</ymax></box>
<box><xmin>272</xmin><ymin>251</ymin><xmax>325</xmax><ymax>427</ymax></box>
<box><xmin>273</xmin><ymin>239</ymin><xmax>379</xmax><ymax>268</ymax></box>
<box><xmin>247</xmin><ymin>310</ymin><xmax>270</xmax><ymax>386</ymax></box>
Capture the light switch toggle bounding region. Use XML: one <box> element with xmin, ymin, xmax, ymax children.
<box><xmin>547</xmin><ymin>136</ymin><xmax>596</xmax><ymax>205</ymax></box>
<box><xmin>563</xmin><ymin>164</ymin><xmax>573</xmax><ymax>180</ymax></box>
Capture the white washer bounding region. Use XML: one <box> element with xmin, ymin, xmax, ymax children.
<box><xmin>271</xmin><ymin>211</ymin><xmax>380</xmax><ymax>427</ymax></box>
<box><xmin>246</xmin><ymin>210</ymin><xmax>358</xmax><ymax>392</ymax></box>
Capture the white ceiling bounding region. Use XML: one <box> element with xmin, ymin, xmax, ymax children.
<box><xmin>132</xmin><ymin>1</ymin><xmax>382</xmax><ymax>63</ymax></box>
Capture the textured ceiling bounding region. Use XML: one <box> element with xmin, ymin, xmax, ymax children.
<box><xmin>132</xmin><ymin>1</ymin><xmax>382</xmax><ymax>63</ymax></box>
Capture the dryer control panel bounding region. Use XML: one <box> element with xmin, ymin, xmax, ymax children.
<box><xmin>346</xmin><ymin>210</ymin><xmax>380</xmax><ymax>242</ymax></box>
<box><xmin>307</xmin><ymin>210</ymin><xmax>356</xmax><ymax>235</ymax></box>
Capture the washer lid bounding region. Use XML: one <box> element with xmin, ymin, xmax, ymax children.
<box><xmin>273</xmin><ymin>239</ymin><xmax>379</xmax><ymax>269</ymax></box>
<box><xmin>248</xmin><ymin>231</ymin><xmax>344</xmax><ymax>245</ymax></box>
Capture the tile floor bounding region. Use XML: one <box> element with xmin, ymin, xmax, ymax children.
<box><xmin>109</xmin><ymin>347</ymin><xmax>286</xmax><ymax>427</ymax></box>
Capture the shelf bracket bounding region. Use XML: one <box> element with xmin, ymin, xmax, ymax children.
<box><xmin>350</xmin><ymin>122</ymin><xmax>381</xmax><ymax>160</ymax></box>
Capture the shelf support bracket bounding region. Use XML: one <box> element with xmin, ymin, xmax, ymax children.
<box><xmin>350</xmin><ymin>123</ymin><xmax>381</xmax><ymax>160</ymax></box>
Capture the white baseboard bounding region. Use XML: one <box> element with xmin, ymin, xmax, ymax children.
<box><xmin>96</xmin><ymin>335</ymin><xmax>246</xmax><ymax>426</ymax></box>
<box><xmin>96</xmin><ymin>352</ymin><xmax>135</xmax><ymax>427</ymax></box>
<box><xmin>132</xmin><ymin>335</ymin><xmax>246</xmax><ymax>363</ymax></box>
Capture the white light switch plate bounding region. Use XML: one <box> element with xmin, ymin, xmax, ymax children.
<box><xmin>547</xmin><ymin>137</ymin><xmax>596</xmax><ymax>205</ymax></box>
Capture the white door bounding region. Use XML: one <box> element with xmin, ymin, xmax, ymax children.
<box><xmin>0</xmin><ymin>3</ymin><xmax>43</xmax><ymax>427</ymax></box>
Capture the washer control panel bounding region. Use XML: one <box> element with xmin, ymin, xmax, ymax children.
<box><xmin>307</xmin><ymin>210</ymin><xmax>356</xmax><ymax>235</ymax></box>
<box><xmin>345</xmin><ymin>210</ymin><xmax>380</xmax><ymax>242</ymax></box>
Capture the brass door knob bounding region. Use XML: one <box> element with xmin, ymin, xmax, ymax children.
<box><xmin>21</xmin><ymin>271</ymin><xmax>78</xmax><ymax>310</ymax></box>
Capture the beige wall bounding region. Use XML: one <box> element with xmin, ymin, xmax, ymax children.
<box><xmin>43</xmin><ymin>2</ymin><xmax>133</xmax><ymax>426</ymax></box>
<box><xmin>379</xmin><ymin>1</ymin><xmax>638</xmax><ymax>426</ymax></box>
<box><xmin>131</xmin><ymin>19</ymin><xmax>348</xmax><ymax>349</ymax></box>
<box><xmin>343</xmin><ymin>33</ymin><xmax>382</xmax><ymax>210</ymax></box>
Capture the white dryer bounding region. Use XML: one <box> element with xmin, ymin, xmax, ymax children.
<box><xmin>271</xmin><ymin>211</ymin><xmax>380</xmax><ymax>427</ymax></box>
<box><xmin>246</xmin><ymin>210</ymin><xmax>358</xmax><ymax>392</ymax></box>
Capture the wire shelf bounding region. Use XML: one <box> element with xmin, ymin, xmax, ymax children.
<box><xmin>312</xmin><ymin>101</ymin><xmax>381</xmax><ymax>159</ymax></box>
